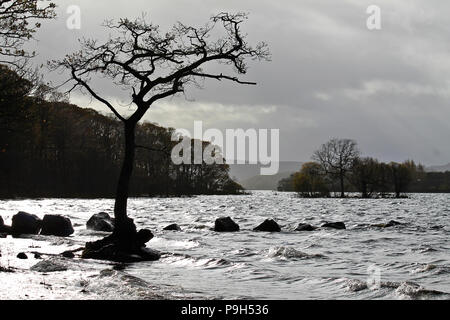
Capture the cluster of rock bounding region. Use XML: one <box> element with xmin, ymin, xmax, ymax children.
<box><xmin>1</xmin><ymin>210</ymin><xmax>407</xmax><ymax>264</ymax></box>
<box><xmin>0</xmin><ymin>212</ymin><xmax>74</xmax><ymax>237</ymax></box>
<box><xmin>213</xmin><ymin>217</ymin><xmax>347</xmax><ymax>232</ymax></box>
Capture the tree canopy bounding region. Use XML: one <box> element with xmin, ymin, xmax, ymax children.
<box><xmin>0</xmin><ymin>0</ymin><xmax>55</xmax><ymax>68</ymax></box>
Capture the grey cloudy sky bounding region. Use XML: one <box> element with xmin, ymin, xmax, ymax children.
<box><xmin>29</xmin><ymin>0</ymin><xmax>450</xmax><ymax>165</ymax></box>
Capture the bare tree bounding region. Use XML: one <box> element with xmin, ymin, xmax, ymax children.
<box><xmin>0</xmin><ymin>0</ymin><xmax>56</xmax><ymax>69</ymax></box>
<box><xmin>312</xmin><ymin>138</ymin><xmax>360</xmax><ymax>198</ymax></box>
<box><xmin>50</xmin><ymin>13</ymin><xmax>269</xmax><ymax>256</ymax></box>
<box><xmin>388</xmin><ymin>162</ymin><xmax>413</xmax><ymax>198</ymax></box>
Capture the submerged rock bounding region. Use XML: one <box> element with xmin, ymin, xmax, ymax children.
<box><xmin>62</xmin><ymin>251</ymin><xmax>75</xmax><ymax>259</ymax></box>
<box><xmin>322</xmin><ymin>222</ymin><xmax>346</xmax><ymax>230</ymax></box>
<box><xmin>87</xmin><ymin>212</ymin><xmax>115</xmax><ymax>232</ymax></box>
<box><xmin>163</xmin><ymin>224</ymin><xmax>182</xmax><ymax>231</ymax></box>
<box><xmin>82</xmin><ymin>243</ymin><xmax>161</xmax><ymax>263</ymax></box>
<box><xmin>254</xmin><ymin>219</ymin><xmax>281</xmax><ymax>232</ymax></box>
<box><xmin>214</xmin><ymin>217</ymin><xmax>240</xmax><ymax>232</ymax></box>
<box><xmin>30</xmin><ymin>259</ymin><xmax>67</xmax><ymax>272</ymax></box>
<box><xmin>40</xmin><ymin>215</ymin><xmax>74</xmax><ymax>237</ymax></box>
<box><xmin>11</xmin><ymin>212</ymin><xmax>42</xmax><ymax>235</ymax></box>
<box><xmin>295</xmin><ymin>223</ymin><xmax>317</xmax><ymax>231</ymax></box>
<box><xmin>385</xmin><ymin>220</ymin><xmax>403</xmax><ymax>227</ymax></box>
<box><xmin>372</xmin><ymin>220</ymin><xmax>403</xmax><ymax>228</ymax></box>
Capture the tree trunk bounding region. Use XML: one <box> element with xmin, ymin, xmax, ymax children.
<box><xmin>340</xmin><ymin>172</ymin><xmax>345</xmax><ymax>198</ymax></box>
<box><xmin>113</xmin><ymin>120</ymin><xmax>137</xmax><ymax>241</ymax></box>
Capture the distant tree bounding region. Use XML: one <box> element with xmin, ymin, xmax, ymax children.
<box><xmin>349</xmin><ymin>157</ymin><xmax>381</xmax><ymax>198</ymax></box>
<box><xmin>388</xmin><ymin>161</ymin><xmax>413</xmax><ymax>198</ymax></box>
<box><xmin>50</xmin><ymin>13</ymin><xmax>269</xmax><ymax>252</ymax></box>
<box><xmin>312</xmin><ymin>138</ymin><xmax>360</xmax><ymax>198</ymax></box>
<box><xmin>277</xmin><ymin>174</ymin><xmax>296</xmax><ymax>191</ymax></box>
<box><xmin>293</xmin><ymin>162</ymin><xmax>330</xmax><ymax>197</ymax></box>
<box><xmin>0</xmin><ymin>0</ymin><xmax>56</xmax><ymax>69</ymax></box>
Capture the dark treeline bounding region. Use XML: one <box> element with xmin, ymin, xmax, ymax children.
<box><xmin>0</xmin><ymin>65</ymin><xmax>243</xmax><ymax>198</ymax></box>
<box><xmin>278</xmin><ymin>138</ymin><xmax>450</xmax><ymax>197</ymax></box>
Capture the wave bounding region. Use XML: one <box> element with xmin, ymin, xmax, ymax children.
<box><xmin>161</xmin><ymin>253</ymin><xmax>231</xmax><ymax>269</ymax></box>
<box><xmin>266</xmin><ymin>246</ymin><xmax>326</xmax><ymax>260</ymax></box>
<box><xmin>338</xmin><ymin>278</ymin><xmax>448</xmax><ymax>299</ymax></box>
<box><xmin>411</xmin><ymin>264</ymin><xmax>450</xmax><ymax>275</ymax></box>
<box><xmin>394</xmin><ymin>282</ymin><xmax>448</xmax><ymax>299</ymax></box>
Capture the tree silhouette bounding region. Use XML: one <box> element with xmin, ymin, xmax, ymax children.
<box><xmin>312</xmin><ymin>138</ymin><xmax>360</xmax><ymax>198</ymax></box>
<box><xmin>0</xmin><ymin>0</ymin><xmax>55</xmax><ymax>69</ymax></box>
<box><xmin>50</xmin><ymin>13</ymin><xmax>269</xmax><ymax>255</ymax></box>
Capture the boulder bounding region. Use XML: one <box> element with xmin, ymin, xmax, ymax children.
<box><xmin>86</xmin><ymin>212</ymin><xmax>115</xmax><ymax>232</ymax></box>
<box><xmin>137</xmin><ymin>229</ymin><xmax>154</xmax><ymax>246</ymax></box>
<box><xmin>254</xmin><ymin>219</ymin><xmax>281</xmax><ymax>232</ymax></box>
<box><xmin>214</xmin><ymin>217</ymin><xmax>240</xmax><ymax>232</ymax></box>
<box><xmin>82</xmin><ymin>242</ymin><xmax>161</xmax><ymax>263</ymax></box>
<box><xmin>40</xmin><ymin>215</ymin><xmax>74</xmax><ymax>237</ymax></box>
<box><xmin>0</xmin><ymin>224</ymin><xmax>12</xmax><ymax>235</ymax></box>
<box><xmin>295</xmin><ymin>223</ymin><xmax>317</xmax><ymax>231</ymax></box>
<box><xmin>17</xmin><ymin>252</ymin><xmax>28</xmax><ymax>259</ymax></box>
<box><xmin>0</xmin><ymin>215</ymin><xmax>3</xmax><ymax>227</ymax></box>
<box><xmin>31</xmin><ymin>259</ymin><xmax>67</xmax><ymax>272</ymax></box>
<box><xmin>82</xmin><ymin>218</ymin><xmax>160</xmax><ymax>263</ymax></box>
<box><xmin>11</xmin><ymin>212</ymin><xmax>42</xmax><ymax>235</ymax></box>
<box><xmin>62</xmin><ymin>251</ymin><xmax>75</xmax><ymax>259</ymax></box>
<box><xmin>322</xmin><ymin>222</ymin><xmax>346</xmax><ymax>230</ymax></box>
<box><xmin>163</xmin><ymin>224</ymin><xmax>182</xmax><ymax>231</ymax></box>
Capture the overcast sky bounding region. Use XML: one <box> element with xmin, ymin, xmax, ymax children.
<box><xmin>28</xmin><ymin>0</ymin><xmax>450</xmax><ymax>166</ymax></box>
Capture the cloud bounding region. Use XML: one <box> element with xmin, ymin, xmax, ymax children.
<box><xmin>26</xmin><ymin>0</ymin><xmax>450</xmax><ymax>165</ymax></box>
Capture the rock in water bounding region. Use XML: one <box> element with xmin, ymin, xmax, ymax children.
<box><xmin>385</xmin><ymin>220</ymin><xmax>402</xmax><ymax>227</ymax></box>
<box><xmin>137</xmin><ymin>229</ymin><xmax>154</xmax><ymax>246</ymax></box>
<box><xmin>254</xmin><ymin>219</ymin><xmax>281</xmax><ymax>232</ymax></box>
<box><xmin>163</xmin><ymin>224</ymin><xmax>182</xmax><ymax>231</ymax></box>
<box><xmin>11</xmin><ymin>212</ymin><xmax>42</xmax><ymax>235</ymax></box>
<box><xmin>82</xmin><ymin>218</ymin><xmax>160</xmax><ymax>263</ymax></box>
<box><xmin>0</xmin><ymin>224</ymin><xmax>11</xmax><ymax>234</ymax></box>
<box><xmin>31</xmin><ymin>259</ymin><xmax>67</xmax><ymax>272</ymax></box>
<box><xmin>214</xmin><ymin>217</ymin><xmax>240</xmax><ymax>232</ymax></box>
<box><xmin>86</xmin><ymin>212</ymin><xmax>115</xmax><ymax>232</ymax></box>
<box><xmin>62</xmin><ymin>251</ymin><xmax>75</xmax><ymax>258</ymax></box>
<box><xmin>0</xmin><ymin>216</ymin><xmax>12</xmax><ymax>235</ymax></box>
<box><xmin>322</xmin><ymin>222</ymin><xmax>346</xmax><ymax>230</ymax></box>
<box><xmin>17</xmin><ymin>252</ymin><xmax>28</xmax><ymax>259</ymax></box>
<box><xmin>40</xmin><ymin>215</ymin><xmax>74</xmax><ymax>237</ymax></box>
<box><xmin>295</xmin><ymin>223</ymin><xmax>317</xmax><ymax>231</ymax></box>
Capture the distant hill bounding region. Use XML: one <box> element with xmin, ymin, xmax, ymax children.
<box><xmin>228</xmin><ymin>161</ymin><xmax>302</xmax><ymax>182</ymax></box>
<box><xmin>228</xmin><ymin>161</ymin><xmax>302</xmax><ymax>190</ymax></box>
<box><xmin>239</xmin><ymin>171</ymin><xmax>294</xmax><ymax>190</ymax></box>
<box><xmin>426</xmin><ymin>163</ymin><xmax>450</xmax><ymax>172</ymax></box>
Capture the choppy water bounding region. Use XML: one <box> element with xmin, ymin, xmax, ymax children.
<box><xmin>1</xmin><ymin>191</ymin><xmax>449</xmax><ymax>300</ymax></box>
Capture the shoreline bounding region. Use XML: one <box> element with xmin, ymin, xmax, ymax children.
<box><xmin>0</xmin><ymin>234</ymin><xmax>191</xmax><ymax>300</ymax></box>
